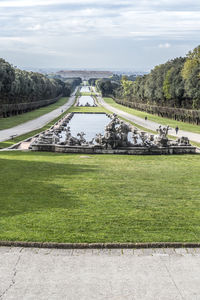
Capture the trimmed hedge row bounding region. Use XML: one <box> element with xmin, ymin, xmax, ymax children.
<box><xmin>0</xmin><ymin>94</ymin><xmax>62</xmax><ymax>118</ymax></box>
<box><xmin>114</xmin><ymin>98</ymin><xmax>200</xmax><ymax>125</ymax></box>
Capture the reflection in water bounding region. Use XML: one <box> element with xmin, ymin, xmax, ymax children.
<box><xmin>59</xmin><ymin>113</ymin><xmax>142</xmax><ymax>144</ymax></box>
<box><xmin>60</xmin><ymin>113</ymin><xmax>111</xmax><ymax>142</ymax></box>
<box><xmin>78</xmin><ymin>96</ymin><xmax>95</xmax><ymax>106</ymax></box>
<box><xmin>80</xmin><ymin>86</ymin><xmax>90</xmax><ymax>93</ymax></box>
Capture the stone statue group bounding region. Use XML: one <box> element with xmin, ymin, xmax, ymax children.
<box><xmin>95</xmin><ymin>114</ymin><xmax>189</xmax><ymax>149</ymax></box>
<box><xmin>32</xmin><ymin>113</ymin><xmax>191</xmax><ymax>149</ymax></box>
<box><xmin>95</xmin><ymin>114</ymin><xmax>131</xmax><ymax>149</ymax></box>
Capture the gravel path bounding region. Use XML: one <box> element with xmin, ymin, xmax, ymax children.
<box><xmin>98</xmin><ymin>96</ymin><xmax>200</xmax><ymax>144</ymax></box>
<box><xmin>0</xmin><ymin>89</ymin><xmax>77</xmax><ymax>142</ymax></box>
<box><xmin>0</xmin><ymin>246</ymin><xmax>200</xmax><ymax>299</ymax></box>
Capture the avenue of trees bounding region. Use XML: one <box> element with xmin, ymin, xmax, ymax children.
<box><xmin>0</xmin><ymin>58</ymin><xmax>81</xmax><ymax>117</ymax></box>
<box><xmin>96</xmin><ymin>46</ymin><xmax>200</xmax><ymax>124</ymax></box>
<box><xmin>97</xmin><ymin>46</ymin><xmax>200</xmax><ymax>110</ymax></box>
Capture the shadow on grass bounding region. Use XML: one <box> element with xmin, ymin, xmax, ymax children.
<box><xmin>0</xmin><ymin>153</ymin><xmax>97</xmax><ymax>217</ymax></box>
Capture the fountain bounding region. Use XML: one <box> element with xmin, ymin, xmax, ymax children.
<box><xmin>30</xmin><ymin>113</ymin><xmax>196</xmax><ymax>155</ymax></box>
<box><xmin>76</xmin><ymin>95</ymin><xmax>97</xmax><ymax>107</ymax></box>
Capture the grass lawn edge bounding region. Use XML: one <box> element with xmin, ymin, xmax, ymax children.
<box><xmin>1</xmin><ymin>241</ymin><xmax>200</xmax><ymax>249</ymax></box>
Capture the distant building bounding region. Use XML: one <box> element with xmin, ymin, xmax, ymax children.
<box><xmin>56</xmin><ymin>70</ymin><xmax>113</xmax><ymax>80</ymax></box>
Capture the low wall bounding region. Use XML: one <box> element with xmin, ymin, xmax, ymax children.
<box><xmin>31</xmin><ymin>144</ymin><xmax>196</xmax><ymax>155</ymax></box>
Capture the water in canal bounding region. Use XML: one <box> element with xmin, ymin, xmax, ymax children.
<box><xmin>60</xmin><ymin>113</ymin><xmax>143</xmax><ymax>145</ymax></box>
<box><xmin>61</xmin><ymin>113</ymin><xmax>111</xmax><ymax>142</ymax></box>
<box><xmin>78</xmin><ymin>96</ymin><xmax>95</xmax><ymax>106</ymax></box>
<box><xmin>80</xmin><ymin>86</ymin><xmax>90</xmax><ymax>93</ymax></box>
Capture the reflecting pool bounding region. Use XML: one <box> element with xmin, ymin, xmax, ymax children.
<box><xmin>78</xmin><ymin>96</ymin><xmax>95</xmax><ymax>106</ymax></box>
<box><xmin>80</xmin><ymin>86</ymin><xmax>90</xmax><ymax>93</ymax></box>
<box><xmin>60</xmin><ymin>113</ymin><xmax>111</xmax><ymax>142</ymax></box>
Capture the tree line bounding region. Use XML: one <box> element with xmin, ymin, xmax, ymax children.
<box><xmin>0</xmin><ymin>58</ymin><xmax>81</xmax><ymax>117</ymax></box>
<box><xmin>97</xmin><ymin>45</ymin><xmax>200</xmax><ymax>110</ymax></box>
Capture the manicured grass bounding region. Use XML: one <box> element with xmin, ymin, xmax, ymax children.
<box><xmin>104</xmin><ymin>97</ymin><xmax>200</xmax><ymax>134</ymax></box>
<box><xmin>79</xmin><ymin>92</ymin><xmax>96</xmax><ymax>96</ymax></box>
<box><xmin>0</xmin><ymin>97</ymin><xmax>69</xmax><ymax>130</ymax></box>
<box><xmin>0</xmin><ymin>151</ymin><xmax>200</xmax><ymax>243</ymax></box>
<box><xmin>68</xmin><ymin>106</ymin><xmax>107</xmax><ymax>114</ymax></box>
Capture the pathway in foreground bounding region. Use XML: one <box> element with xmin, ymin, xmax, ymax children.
<box><xmin>98</xmin><ymin>96</ymin><xmax>200</xmax><ymax>144</ymax></box>
<box><xmin>0</xmin><ymin>89</ymin><xmax>77</xmax><ymax>142</ymax></box>
<box><xmin>0</xmin><ymin>247</ymin><xmax>199</xmax><ymax>299</ymax></box>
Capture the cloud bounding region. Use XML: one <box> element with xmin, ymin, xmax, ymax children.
<box><xmin>0</xmin><ymin>0</ymin><xmax>200</xmax><ymax>10</ymax></box>
<box><xmin>0</xmin><ymin>0</ymin><xmax>134</xmax><ymax>8</ymax></box>
<box><xmin>159</xmin><ymin>43</ymin><xmax>171</xmax><ymax>48</ymax></box>
<box><xmin>27</xmin><ymin>24</ymin><xmax>41</xmax><ymax>31</ymax></box>
<box><xmin>0</xmin><ymin>0</ymin><xmax>199</xmax><ymax>69</ymax></box>
<box><xmin>1</xmin><ymin>6</ymin><xmax>200</xmax><ymax>40</ymax></box>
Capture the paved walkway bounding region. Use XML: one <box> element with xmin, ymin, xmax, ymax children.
<box><xmin>0</xmin><ymin>247</ymin><xmax>200</xmax><ymax>299</ymax></box>
<box><xmin>0</xmin><ymin>89</ymin><xmax>77</xmax><ymax>142</ymax></box>
<box><xmin>98</xmin><ymin>97</ymin><xmax>200</xmax><ymax>144</ymax></box>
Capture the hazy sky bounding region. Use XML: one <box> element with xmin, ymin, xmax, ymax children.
<box><xmin>0</xmin><ymin>0</ymin><xmax>200</xmax><ymax>71</ymax></box>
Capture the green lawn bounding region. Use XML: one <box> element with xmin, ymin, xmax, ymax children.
<box><xmin>104</xmin><ymin>97</ymin><xmax>200</xmax><ymax>134</ymax></box>
<box><xmin>0</xmin><ymin>97</ymin><xmax>69</xmax><ymax>130</ymax></box>
<box><xmin>79</xmin><ymin>92</ymin><xmax>96</xmax><ymax>96</ymax></box>
<box><xmin>68</xmin><ymin>106</ymin><xmax>107</xmax><ymax>114</ymax></box>
<box><xmin>0</xmin><ymin>151</ymin><xmax>200</xmax><ymax>243</ymax></box>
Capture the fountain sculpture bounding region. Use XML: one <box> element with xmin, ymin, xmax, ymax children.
<box><xmin>30</xmin><ymin>113</ymin><xmax>196</xmax><ymax>155</ymax></box>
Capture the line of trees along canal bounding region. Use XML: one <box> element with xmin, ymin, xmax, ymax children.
<box><xmin>0</xmin><ymin>58</ymin><xmax>81</xmax><ymax>117</ymax></box>
<box><xmin>96</xmin><ymin>45</ymin><xmax>200</xmax><ymax>124</ymax></box>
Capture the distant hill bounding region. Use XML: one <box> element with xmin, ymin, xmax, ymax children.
<box><xmin>56</xmin><ymin>70</ymin><xmax>113</xmax><ymax>80</ymax></box>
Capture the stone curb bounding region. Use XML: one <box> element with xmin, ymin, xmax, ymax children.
<box><xmin>0</xmin><ymin>241</ymin><xmax>200</xmax><ymax>249</ymax></box>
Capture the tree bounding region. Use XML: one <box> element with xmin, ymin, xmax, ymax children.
<box><xmin>0</xmin><ymin>58</ymin><xmax>82</xmax><ymax>116</ymax></box>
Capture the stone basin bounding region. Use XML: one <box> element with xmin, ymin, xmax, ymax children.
<box><xmin>77</xmin><ymin>96</ymin><xmax>96</xmax><ymax>107</ymax></box>
<box><xmin>60</xmin><ymin>113</ymin><xmax>111</xmax><ymax>143</ymax></box>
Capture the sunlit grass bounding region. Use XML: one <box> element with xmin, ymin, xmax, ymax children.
<box><xmin>79</xmin><ymin>92</ymin><xmax>96</xmax><ymax>96</ymax></box>
<box><xmin>0</xmin><ymin>151</ymin><xmax>200</xmax><ymax>243</ymax></box>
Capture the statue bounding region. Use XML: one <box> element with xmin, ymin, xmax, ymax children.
<box><xmin>77</xmin><ymin>132</ymin><xmax>86</xmax><ymax>144</ymax></box>
<box><xmin>117</xmin><ymin>121</ymin><xmax>131</xmax><ymax>147</ymax></box>
<box><xmin>95</xmin><ymin>115</ymin><xmax>131</xmax><ymax>149</ymax></box>
<box><xmin>155</xmin><ymin>125</ymin><xmax>171</xmax><ymax>147</ymax></box>
<box><xmin>176</xmin><ymin>136</ymin><xmax>190</xmax><ymax>146</ymax></box>
<box><xmin>95</xmin><ymin>133</ymin><xmax>104</xmax><ymax>146</ymax></box>
<box><xmin>35</xmin><ymin>131</ymin><xmax>57</xmax><ymax>145</ymax></box>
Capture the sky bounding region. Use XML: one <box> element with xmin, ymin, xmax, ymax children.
<box><xmin>0</xmin><ymin>0</ymin><xmax>200</xmax><ymax>71</ymax></box>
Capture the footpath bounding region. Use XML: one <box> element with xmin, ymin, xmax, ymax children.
<box><xmin>98</xmin><ymin>96</ymin><xmax>200</xmax><ymax>144</ymax></box>
<box><xmin>0</xmin><ymin>246</ymin><xmax>200</xmax><ymax>299</ymax></box>
<box><xmin>0</xmin><ymin>89</ymin><xmax>77</xmax><ymax>142</ymax></box>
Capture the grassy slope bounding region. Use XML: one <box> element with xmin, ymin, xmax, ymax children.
<box><xmin>78</xmin><ymin>92</ymin><xmax>96</xmax><ymax>96</ymax></box>
<box><xmin>68</xmin><ymin>106</ymin><xmax>107</xmax><ymax>113</ymax></box>
<box><xmin>0</xmin><ymin>97</ymin><xmax>68</xmax><ymax>130</ymax></box>
<box><xmin>0</xmin><ymin>151</ymin><xmax>200</xmax><ymax>243</ymax></box>
<box><xmin>104</xmin><ymin>97</ymin><xmax>200</xmax><ymax>134</ymax></box>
